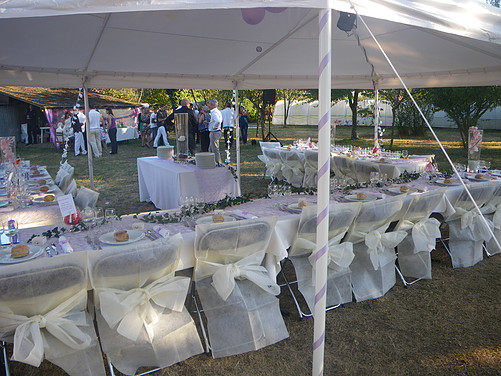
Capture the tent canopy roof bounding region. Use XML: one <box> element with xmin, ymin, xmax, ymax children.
<box><xmin>0</xmin><ymin>1</ymin><xmax>501</xmax><ymax>89</ymax></box>
<box><xmin>0</xmin><ymin>87</ymin><xmax>136</xmax><ymax>108</ymax></box>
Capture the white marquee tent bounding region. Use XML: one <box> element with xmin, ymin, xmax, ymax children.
<box><xmin>2</xmin><ymin>1</ymin><xmax>501</xmax><ymax>375</ymax></box>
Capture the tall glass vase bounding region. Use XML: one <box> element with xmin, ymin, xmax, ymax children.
<box><xmin>467</xmin><ymin>127</ymin><xmax>483</xmax><ymax>172</ymax></box>
<box><xmin>0</xmin><ymin>136</ymin><xmax>16</xmax><ymax>171</ymax></box>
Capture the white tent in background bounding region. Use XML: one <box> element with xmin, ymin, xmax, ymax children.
<box><xmin>2</xmin><ymin>1</ymin><xmax>501</xmax><ymax>375</ymax></box>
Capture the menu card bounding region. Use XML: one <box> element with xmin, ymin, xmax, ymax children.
<box><xmin>57</xmin><ymin>194</ymin><xmax>77</xmax><ymax>217</ymax></box>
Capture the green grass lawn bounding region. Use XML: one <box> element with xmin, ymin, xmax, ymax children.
<box><xmin>16</xmin><ymin>124</ymin><xmax>501</xmax><ymax>215</ymax></box>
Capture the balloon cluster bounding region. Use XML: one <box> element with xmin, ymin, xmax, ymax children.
<box><xmin>241</xmin><ymin>7</ymin><xmax>286</xmax><ymax>25</ymax></box>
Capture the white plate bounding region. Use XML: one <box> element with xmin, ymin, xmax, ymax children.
<box><xmin>196</xmin><ymin>215</ymin><xmax>236</xmax><ymax>225</ymax></box>
<box><xmin>288</xmin><ymin>203</ymin><xmax>311</xmax><ymax>211</ymax></box>
<box><xmin>99</xmin><ymin>230</ymin><xmax>145</xmax><ymax>245</ymax></box>
<box><xmin>466</xmin><ymin>174</ymin><xmax>491</xmax><ymax>182</ymax></box>
<box><xmin>435</xmin><ymin>179</ymin><xmax>461</xmax><ymax>186</ymax></box>
<box><xmin>32</xmin><ymin>195</ymin><xmax>56</xmax><ymax>204</ymax></box>
<box><xmin>345</xmin><ymin>194</ymin><xmax>377</xmax><ymax>202</ymax></box>
<box><xmin>0</xmin><ymin>246</ymin><xmax>43</xmax><ymax>264</ymax></box>
<box><xmin>387</xmin><ymin>187</ymin><xmax>416</xmax><ymax>195</ymax></box>
<box><xmin>0</xmin><ymin>201</ymin><xmax>8</xmax><ymax>208</ymax></box>
<box><xmin>0</xmin><ymin>191</ymin><xmax>7</xmax><ymax>197</ymax></box>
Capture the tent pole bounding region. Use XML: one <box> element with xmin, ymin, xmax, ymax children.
<box><xmin>313</xmin><ymin>8</ymin><xmax>331</xmax><ymax>376</ymax></box>
<box><xmin>374</xmin><ymin>81</ymin><xmax>379</xmax><ymax>150</ymax></box>
<box><xmin>83</xmin><ymin>81</ymin><xmax>94</xmax><ymax>190</ymax></box>
<box><xmin>234</xmin><ymin>82</ymin><xmax>241</xmax><ymax>190</ymax></box>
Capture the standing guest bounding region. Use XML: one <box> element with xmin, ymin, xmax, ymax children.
<box><xmin>194</xmin><ymin>104</ymin><xmax>200</xmax><ymax>145</ymax></box>
<box><xmin>77</xmin><ymin>108</ymin><xmax>87</xmax><ymax>146</ymax></box>
<box><xmin>153</xmin><ymin>104</ymin><xmax>170</xmax><ymax>148</ymax></box>
<box><xmin>206</xmin><ymin>99</ymin><xmax>222</xmax><ymax>164</ymax></box>
<box><xmin>198</xmin><ymin>106</ymin><xmax>211</xmax><ymax>152</ymax></box>
<box><xmin>138</xmin><ymin>107</ymin><xmax>151</xmax><ymax>147</ymax></box>
<box><xmin>239</xmin><ymin>106</ymin><xmax>249</xmax><ymax>144</ymax></box>
<box><xmin>72</xmin><ymin>111</ymin><xmax>87</xmax><ymax>156</ymax></box>
<box><xmin>25</xmin><ymin>104</ymin><xmax>38</xmax><ymax>145</ymax></box>
<box><xmin>99</xmin><ymin>123</ymin><xmax>109</xmax><ymax>154</ymax></box>
<box><xmin>88</xmin><ymin>105</ymin><xmax>103</xmax><ymax>158</ymax></box>
<box><xmin>105</xmin><ymin>107</ymin><xmax>118</xmax><ymax>155</ymax></box>
<box><xmin>221</xmin><ymin>102</ymin><xmax>235</xmax><ymax>149</ymax></box>
<box><xmin>62</xmin><ymin>111</ymin><xmax>74</xmax><ymax>143</ymax></box>
<box><xmin>166</xmin><ymin>98</ymin><xmax>198</xmax><ymax>154</ymax></box>
<box><xmin>149</xmin><ymin>105</ymin><xmax>158</xmax><ymax>143</ymax></box>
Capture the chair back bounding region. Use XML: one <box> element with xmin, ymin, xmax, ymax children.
<box><xmin>449</xmin><ymin>181</ymin><xmax>498</xmax><ymax>219</ymax></box>
<box><xmin>74</xmin><ymin>187</ymin><xmax>99</xmax><ymax>210</ymax></box>
<box><xmin>259</xmin><ymin>141</ymin><xmax>281</xmax><ymax>152</ymax></box>
<box><xmin>65</xmin><ymin>179</ymin><xmax>77</xmax><ymax>197</ymax></box>
<box><xmin>394</xmin><ymin>188</ymin><xmax>447</xmax><ymax>230</ymax></box>
<box><xmin>58</xmin><ymin>166</ymin><xmax>74</xmax><ymax>193</ymax></box>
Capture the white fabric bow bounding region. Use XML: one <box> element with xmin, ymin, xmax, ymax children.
<box><xmin>266</xmin><ymin>160</ymin><xmax>282</xmax><ymax>177</ymax></box>
<box><xmin>457</xmin><ymin>208</ymin><xmax>493</xmax><ymax>241</ymax></box>
<box><xmin>365</xmin><ymin>230</ymin><xmax>407</xmax><ymax>270</ymax></box>
<box><xmin>0</xmin><ymin>290</ymin><xmax>90</xmax><ymax>367</ymax></box>
<box><xmin>97</xmin><ymin>274</ymin><xmax>190</xmax><ymax>342</ymax></box>
<box><xmin>199</xmin><ymin>251</ymin><xmax>280</xmax><ymax>301</ymax></box>
<box><xmin>411</xmin><ymin>217</ymin><xmax>441</xmax><ymax>253</ymax></box>
<box><xmin>303</xmin><ymin>166</ymin><xmax>318</xmax><ymax>187</ymax></box>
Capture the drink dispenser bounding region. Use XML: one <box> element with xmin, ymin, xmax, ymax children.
<box><xmin>174</xmin><ymin>113</ymin><xmax>189</xmax><ymax>161</ymax></box>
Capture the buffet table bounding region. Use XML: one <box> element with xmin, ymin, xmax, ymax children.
<box><xmin>137</xmin><ymin>157</ymin><xmax>241</xmax><ymax>210</ymax></box>
<box><xmin>106</xmin><ymin>126</ymin><xmax>139</xmax><ymax>143</ymax></box>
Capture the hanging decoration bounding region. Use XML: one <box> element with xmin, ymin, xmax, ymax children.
<box><xmin>241</xmin><ymin>7</ymin><xmax>286</xmax><ymax>25</ymax></box>
<box><xmin>60</xmin><ymin>88</ymin><xmax>83</xmax><ymax>165</ymax></box>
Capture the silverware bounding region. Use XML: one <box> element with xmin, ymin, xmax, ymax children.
<box><xmin>86</xmin><ymin>235</ymin><xmax>97</xmax><ymax>250</ymax></box>
<box><xmin>146</xmin><ymin>230</ymin><xmax>160</xmax><ymax>239</ymax></box>
<box><xmin>144</xmin><ymin>231</ymin><xmax>155</xmax><ymax>240</ymax></box>
<box><xmin>50</xmin><ymin>243</ymin><xmax>59</xmax><ymax>255</ymax></box>
<box><xmin>93</xmin><ymin>237</ymin><xmax>102</xmax><ymax>250</ymax></box>
<box><xmin>45</xmin><ymin>245</ymin><xmax>53</xmax><ymax>257</ymax></box>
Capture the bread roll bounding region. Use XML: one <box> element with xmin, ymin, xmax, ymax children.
<box><xmin>475</xmin><ymin>174</ymin><xmax>484</xmax><ymax>179</ymax></box>
<box><xmin>39</xmin><ymin>186</ymin><xmax>49</xmax><ymax>192</ymax></box>
<box><xmin>43</xmin><ymin>195</ymin><xmax>55</xmax><ymax>202</ymax></box>
<box><xmin>212</xmin><ymin>214</ymin><xmax>225</xmax><ymax>223</ymax></box>
<box><xmin>356</xmin><ymin>193</ymin><xmax>367</xmax><ymax>200</ymax></box>
<box><xmin>443</xmin><ymin>178</ymin><xmax>453</xmax><ymax>184</ymax></box>
<box><xmin>379</xmin><ymin>158</ymin><xmax>385</xmax><ymax>162</ymax></box>
<box><xmin>400</xmin><ymin>185</ymin><xmax>410</xmax><ymax>193</ymax></box>
<box><xmin>37</xmin><ymin>179</ymin><xmax>46</xmax><ymax>185</ymax></box>
<box><xmin>11</xmin><ymin>245</ymin><xmax>29</xmax><ymax>258</ymax></box>
<box><xmin>298</xmin><ymin>201</ymin><xmax>309</xmax><ymax>209</ymax></box>
<box><xmin>114</xmin><ymin>230</ymin><xmax>129</xmax><ymax>242</ymax></box>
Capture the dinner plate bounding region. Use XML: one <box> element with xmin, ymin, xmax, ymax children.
<box><xmin>287</xmin><ymin>203</ymin><xmax>310</xmax><ymax>212</ymax></box>
<box><xmin>344</xmin><ymin>194</ymin><xmax>377</xmax><ymax>202</ymax></box>
<box><xmin>196</xmin><ymin>215</ymin><xmax>236</xmax><ymax>225</ymax></box>
<box><xmin>387</xmin><ymin>187</ymin><xmax>416</xmax><ymax>195</ymax></box>
<box><xmin>435</xmin><ymin>179</ymin><xmax>461</xmax><ymax>186</ymax></box>
<box><xmin>0</xmin><ymin>246</ymin><xmax>43</xmax><ymax>264</ymax></box>
<box><xmin>0</xmin><ymin>190</ymin><xmax>7</xmax><ymax>197</ymax></box>
<box><xmin>32</xmin><ymin>195</ymin><xmax>56</xmax><ymax>204</ymax></box>
<box><xmin>99</xmin><ymin>230</ymin><xmax>145</xmax><ymax>245</ymax></box>
<box><xmin>0</xmin><ymin>201</ymin><xmax>9</xmax><ymax>208</ymax></box>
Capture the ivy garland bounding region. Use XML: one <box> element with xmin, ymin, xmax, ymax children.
<box><xmin>136</xmin><ymin>194</ymin><xmax>252</xmax><ymax>224</ymax></box>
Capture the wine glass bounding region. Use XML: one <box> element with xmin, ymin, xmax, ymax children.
<box><xmin>4</xmin><ymin>220</ymin><xmax>18</xmax><ymax>245</ymax></box>
<box><xmin>401</xmin><ymin>150</ymin><xmax>408</xmax><ymax>159</ymax></box>
<box><xmin>94</xmin><ymin>207</ymin><xmax>104</xmax><ymax>227</ymax></box>
<box><xmin>105</xmin><ymin>208</ymin><xmax>116</xmax><ymax>232</ymax></box>
<box><xmin>81</xmin><ymin>207</ymin><xmax>95</xmax><ymax>230</ymax></box>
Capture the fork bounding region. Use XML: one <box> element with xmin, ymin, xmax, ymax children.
<box><xmin>86</xmin><ymin>235</ymin><xmax>97</xmax><ymax>250</ymax></box>
<box><xmin>93</xmin><ymin>237</ymin><xmax>102</xmax><ymax>250</ymax></box>
<box><xmin>44</xmin><ymin>245</ymin><xmax>53</xmax><ymax>257</ymax></box>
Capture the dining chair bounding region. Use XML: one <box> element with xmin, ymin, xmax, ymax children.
<box><xmin>258</xmin><ymin>142</ymin><xmax>281</xmax><ymax>178</ymax></box>
<box><xmin>393</xmin><ymin>188</ymin><xmax>447</xmax><ymax>286</ymax></box>
<box><xmin>287</xmin><ymin>203</ymin><xmax>362</xmax><ymax>318</ymax></box>
<box><xmin>344</xmin><ymin>196</ymin><xmax>407</xmax><ymax>302</ymax></box>
<box><xmin>302</xmin><ymin>150</ymin><xmax>318</xmax><ymax>188</ymax></box>
<box><xmin>58</xmin><ymin>166</ymin><xmax>74</xmax><ymax>193</ymax></box>
<box><xmin>352</xmin><ymin>159</ymin><xmax>380</xmax><ymax>184</ymax></box>
<box><xmin>87</xmin><ymin>235</ymin><xmax>203</xmax><ymax>376</ymax></box>
<box><xmin>482</xmin><ymin>183</ymin><xmax>501</xmax><ymax>256</ymax></box>
<box><xmin>262</xmin><ymin>148</ymin><xmax>284</xmax><ymax>182</ymax></box>
<box><xmin>65</xmin><ymin>179</ymin><xmax>77</xmax><ymax>197</ymax></box>
<box><xmin>331</xmin><ymin>155</ymin><xmax>357</xmax><ymax>184</ymax></box>
<box><xmin>0</xmin><ymin>252</ymin><xmax>106</xmax><ymax>376</ymax></box>
<box><xmin>279</xmin><ymin>149</ymin><xmax>305</xmax><ymax>187</ymax></box>
<box><xmin>74</xmin><ymin>187</ymin><xmax>99</xmax><ymax>210</ymax></box>
<box><xmin>445</xmin><ymin>181</ymin><xmax>498</xmax><ymax>268</ymax></box>
<box><xmin>192</xmin><ymin>216</ymin><xmax>288</xmax><ymax>358</ymax></box>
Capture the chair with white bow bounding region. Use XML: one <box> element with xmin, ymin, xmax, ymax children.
<box><xmin>65</xmin><ymin>179</ymin><xmax>77</xmax><ymax>197</ymax></box>
<box><xmin>482</xmin><ymin>184</ymin><xmax>501</xmax><ymax>256</ymax></box>
<box><xmin>287</xmin><ymin>203</ymin><xmax>362</xmax><ymax>318</ymax></box>
<box><xmin>193</xmin><ymin>216</ymin><xmax>289</xmax><ymax>358</ymax></box>
<box><xmin>0</xmin><ymin>252</ymin><xmax>106</xmax><ymax>376</ymax></box>
<box><xmin>279</xmin><ymin>149</ymin><xmax>305</xmax><ymax>188</ymax></box>
<box><xmin>262</xmin><ymin>147</ymin><xmax>284</xmax><ymax>182</ymax></box>
<box><xmin>257</xmin><ymin>142</ymin><xmax>281</xmax><ymax>178</ymax></box>
<box><xmin>331</xmin><ymin>155</ymin><xmax>357</xmax><ymax>185</ymax></box>
<box><xmin>302</xmin><ymin>150</ymin><xmax>318</xmax><ymax>188</ymax></box>
<box><xmin>344</xmin><ymin>196</ymin><xmax>407</xmax><ymax>302</ymax></box>
<box><xmin>87</xmin><ymin>234</ymin><xmax>203</xmax><ymax>376</ymax></box>
<box><xmin>58</xmin><ymin>166</ymin><xmax>74</xmax><ymax>194</ymax></box>
<box><xmin>393</xmin><ymin>188</ymin><xmax>447</xmax><ymax>286</ymax></box>
<box><xmin>75</xmin><ymin>187</ymin><xmax>99</xmax><ymax>210</ymax></box>
<box><xmin>444</xmin><ymin>181</ymin><xmax>498</xmax><ymax>268</ymax></box>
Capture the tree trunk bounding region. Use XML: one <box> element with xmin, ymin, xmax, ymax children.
<box><xmin>390</xmin><ymin>107</ymin><xmax>396</xmax><ymax>147</ymax></box>
<box><xmin>350</xmin><ymin>90</ymin><xmax>359</xmax><ymax>140</ymax></box>
<box><xmin>283</xmin><ymin>98</ymin><xmax>289</xmax><ymax>128</ymax></box>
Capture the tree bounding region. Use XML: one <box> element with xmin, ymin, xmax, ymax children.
<box><xmin>487</xmin><ymin>0</ymin><xmax>500</xmax><ymax>7</ymax></box>
<box><xmin>423</xmin><ymin>86</ymin><xmax>501</xmax><ymax>149</ymax></box>
<box><xmin>276</xmin><ymin>89</ymin><xmax>317</xmax><ymax>127</ymax></box>
<box><xmin>379</xmin><ymin>89</ymin><xmax>406</xmax><ymax>147</ymax></box>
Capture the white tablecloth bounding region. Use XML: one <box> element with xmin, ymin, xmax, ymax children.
<box><xmin>105</xmin><ymin>127</ymin><xmax>139</xmax><ymax>143</ymax></box>
<box><xmin>137</xmin><ymin>157</ymin><xmax>241</xmax><ymax>210</ymax></box>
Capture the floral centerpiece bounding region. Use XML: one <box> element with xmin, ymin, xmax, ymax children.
<box><xmin>0</xmin><ymin>136</ymin><xmax>16</xmax><ymax>169</ymax></box>
<box><xmin>468</xmin><ymin>126</ymin><xmax>483</xmax><ymax>172</ymax></box>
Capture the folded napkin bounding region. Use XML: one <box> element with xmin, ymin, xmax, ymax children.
<box><xmin>31</xmin><ymin>236</ymin><xmax>47</xmax><ymax>246</ymax></box>
<box><xmin>233</xmin><ymin>209</ymin><xmax>258</xmax><ymax>219</ymax></box>
<box><xmin>131</xmin><ymin>222</ymin><xmax>145</xmax><ymax>231</ymax></box>
<box><xmin>152</xmin><ymin>225</ymin><xmax>169</xmax><ymax>238</ymax></box>
<box><xmin>58</xmin><ymin>236</ymin><xmax>73</xmax><ymax>253</ymax></box>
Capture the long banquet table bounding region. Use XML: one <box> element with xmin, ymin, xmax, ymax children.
<box><xmin>137</xmin><ymin>156</ymin><xmax>241</xmax><ymax>210</ymax></box>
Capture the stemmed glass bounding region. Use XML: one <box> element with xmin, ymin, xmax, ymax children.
<box><xmin>401</xmin><ymin>150</ymin><xmax>408</xmax><ymax>159</ymax></box>
<box><xmin>4</xmin><ymin>220</ymin><xmax>18</xmax><ymax>245</ymax></box>
<box><xmin>81</xmin><ymin>207</ymin><xmax>95</xmax><ymax>230</ymax></box>
<box><xmin>105</xmin><ymin>208</ymin><xmax>116</xmax><ymax>232</ymax></box>
<box><xmin>93</xmin><ymin>207</ymin><xmax>104</xmax><ymax>239</ymax></box>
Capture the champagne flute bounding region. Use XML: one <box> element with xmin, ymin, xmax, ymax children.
<box><xmin>81</xmin><ymin>207</ymin><xmax>95</xmax><ymax>230</ymax></box>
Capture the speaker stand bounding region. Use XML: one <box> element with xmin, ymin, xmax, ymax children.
<box><xmin>263</xmin><ymin>104</ymin><xmax>279</xmax><ymax>143</ymax></box>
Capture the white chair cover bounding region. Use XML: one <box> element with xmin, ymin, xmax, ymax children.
<box><xmin>394</xmin><ymin>189</ymin><xmax>447</xmax><ymax>280</ymax></box>
<box><xmin>65</xmin><ymin>179</ymin><xmax>77</xmax><ymax>197</ymax></box>
<box><xmin>74</xmin><ymin>187</ymin><xmax>99</xmax><ymax>210</ymax></box>
<box><xmin>279</xmin><ymin>149</ymin><xmax>304</xmax><ymax>187</ymax></box>
<box><xmin>58</xmin><ymin>166</ymin><xmax>74</xmax><ymax>193</ymax></box>
<box><xmin>194</xmin><ymin>216</ymin><xmax>288</xmax><ymax>358</ymax></box>
<box><xmin>483</xmin><ymin>184</ymin><xmax>501</xmax><ymax>256</ymax></box>
<box><xmin>262</xmin><ymin>148</ymin><xmax>284</xmax><ymax>181</ymax></box>
<box><xmin>54</xmin><ymin>168</ymin><xmax>68</xmax><ymax>186</ymax></box>
<box><xmin>446</xmin><ymin>181</ymin><xmax>498</xmax><ymax>268</ymax></box>
<box><xmin>289</xmin><ymin>203</ymin><xmax>362</xmax><ymax>313</ymax></box>
<box><xmin>302</xmin><ymin>150</ymin><xmax>318</xmax><ymax>188</ymax></box>
<box><xmin>0</xmin><ymin>253</ymin><xmax>105</xmax><ymax>376</ymax></box>
<box><xmin>61</xmin><ymin>161</ymin><xmax>73</xmax><ymax>172</ymax></box>
<box><xmin>258</xmin><ymin>142</ymin><xmax>281</xmax><ymax>166</ymax></box>
<box><xmin>352</xmin><ymin>159</ymin><xmax>380</xmax><ymax>184</ymax></box>
<box><xmin>345</xmin><ymin>196</ymin><xmax>407</xmax><ymax>302</ymax></box>
<box><xmin>331</xmin><ymin>155</ymin><xmax>357</xmax><ymax>184</ymax></box>
<box><xmin>88</xmin><ymin>235</ymin><xmax>203</xmax><ymax>376</ymax></box>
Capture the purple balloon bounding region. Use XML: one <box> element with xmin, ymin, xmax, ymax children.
<box><xmin>241</xmin><ymin>8</ymin><xmax>266</xmax><ymax>25</ymax></box>
<box><xmin>265</xmin><ymin>7</ymin><xmax>287</xmax><ymax>13</ymax></box>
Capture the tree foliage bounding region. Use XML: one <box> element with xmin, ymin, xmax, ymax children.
<box><xmin>276</xmin><ymin>89</ymin><xmax>317</xmax><ymax>127</ymax></box>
